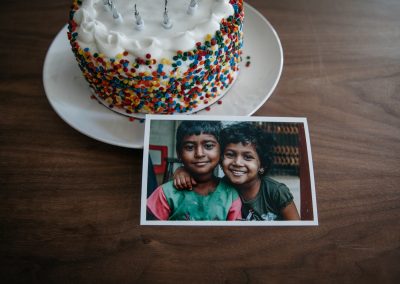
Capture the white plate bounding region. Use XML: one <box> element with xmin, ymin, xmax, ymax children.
<box><xmin>43</xmin><ymin>3</ymin><xmax>283</xmax><ymax>148</ymax></box>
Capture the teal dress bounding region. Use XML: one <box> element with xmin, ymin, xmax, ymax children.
<box><xmin>147</xmin><ymin>179</ymin><xmax>242</xmax><ymax>221</ymax></box>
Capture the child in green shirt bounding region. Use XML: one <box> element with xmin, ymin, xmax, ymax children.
<box><xmin>147</xmin><ymin>121</ymin><xmax>242</xmax><ymax>221</ymax></box>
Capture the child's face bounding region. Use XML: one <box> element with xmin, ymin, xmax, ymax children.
<box><xmin>221</xmin><ymin>142</ymin><xmax>262</xmax><ymax>187</ymax></box>
<box><xmin>179</xmin><ymin>133</ymin><xmax>220</xmax><ymax>177</ymax></box>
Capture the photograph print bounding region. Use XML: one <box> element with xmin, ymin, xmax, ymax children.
<box><xmin>140</xmin><ymin>115</ymin><xmax>317</xmax><ymax>226</ymax></box>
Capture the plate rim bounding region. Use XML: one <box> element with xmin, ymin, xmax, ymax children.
<box><xmin>244</xmin><ymin>3</ymin><xmax>283</xmax><ymax>115</ymax></box>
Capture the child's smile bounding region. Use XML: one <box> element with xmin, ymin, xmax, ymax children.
<box><xmin>192</xmin><ymin>161</ymin><xmax>210</xmax><ymax>167</ymax></box>
<box><xmin>230</xmin><ymin>169</ymin><xmax>247</xmax><ymax>177</ymax></box>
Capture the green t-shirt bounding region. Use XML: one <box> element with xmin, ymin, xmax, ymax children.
<box><xmin>147</xmin><ymin>179</ymin><xmax>242</xmax><ymax>221</ymax></box>
<box><xmin>241</xmin><ymin>176</ymin><xmax>294</xmax><ymax>221</ymax></box>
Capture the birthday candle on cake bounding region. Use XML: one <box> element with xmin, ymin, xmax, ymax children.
<box><xmin>187</xmin><ymin>0</ymin><xmax>198</xmax><ymax>15</ymax></box>
<box><xmin>111</xmin><ymin>1</ymin><xmax>123</xmax><ymax>24</ymax></box>
<box><xmin>134</xmin><ymin>4</ymin><xmax>144</xmax><ymax>30</ymax></box>
<box><xmin>162</xmin><ymin>0</ymin><xmax>173</xmax><ymax>29</ymax></box>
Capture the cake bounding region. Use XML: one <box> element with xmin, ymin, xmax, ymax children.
<box><xmin>68</xmin><ymin>0</ymin><xmax>243</xmax><ymax>115</ymax></box>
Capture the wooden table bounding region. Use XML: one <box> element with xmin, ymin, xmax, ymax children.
<box><xmin>1</xmin><ymin>0</ymin><xmax>399</xmax><ymax>282</ymax></box>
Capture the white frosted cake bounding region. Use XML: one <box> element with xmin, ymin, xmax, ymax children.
<box><xmin>68</xmin><ymin>0</ymin><xmax>244</xmax><ymax>114</ymax></box>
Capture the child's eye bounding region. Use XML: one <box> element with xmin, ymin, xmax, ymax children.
<box><xmin>224</xmin><ymin>152</ymin><xmax>234</xmax><ymax>158</ymax></box>
<box><xmin>244</xmin><ymin>155</ymin><xmax>255</xmax><ymax>161</ymax></box>
<box><xmin>204</xmin><ymin>143</ymin><xmax>215</xmax><ymax>150</ymax></box>
<box><xmin>184</xmin><ymin>144</ymin><xmax>194</xmax><ymax>151</ymax></box>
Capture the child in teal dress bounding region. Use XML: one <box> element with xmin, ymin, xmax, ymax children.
<box><xmin>147</xmin><ymin>121</ymin><xmax>242</xmax><ymax>221</ymax></box>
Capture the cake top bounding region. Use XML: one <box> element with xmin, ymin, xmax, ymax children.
<box><xmin>73</xmin><ymin>0</ymin><xmax>234</xmax><ymax>60</ymax></box>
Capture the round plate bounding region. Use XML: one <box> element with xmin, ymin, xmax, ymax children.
<box><xmin>43</xmin><ymin>3</ymin><xmax>283</xmax><ymax>148</ymax></box>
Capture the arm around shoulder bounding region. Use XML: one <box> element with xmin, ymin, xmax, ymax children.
<box><xmin>173</xmin><ymin>166</ymin><xmax>197</xmax><ymax>190</ymax></box>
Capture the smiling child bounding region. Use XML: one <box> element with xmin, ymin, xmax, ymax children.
<box><xmin>147</xmin><ymin>121</ymin><xmax>242</xmax><ymax>221</ymax></box>
<box><xmin>220</xmin><ymin>122</ymin><xmax>300</xmax><ymax>221</ymax></box>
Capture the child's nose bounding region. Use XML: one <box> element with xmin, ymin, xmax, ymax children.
<box><xmin>233</xmin><ymin>156</ymin><xmax>244</xmax><ymax>166</ymax></box>
<box><xmin>194</xmin><ymin>146</ymin><xmax>205</xmax><ymax>157</ymax></box>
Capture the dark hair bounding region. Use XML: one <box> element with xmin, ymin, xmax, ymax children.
<box><xmin>176</xmin><ymin>120</ymin><xmax>222</xmax><ymax>154</ymax></box>
<box><xmin>220</xmin><ymin>122</ymin><xmax>275</xmax><ymax>175</ymax></box>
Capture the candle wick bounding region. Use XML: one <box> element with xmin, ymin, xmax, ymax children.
<box><xmin>134</xmin><ymin>4</ymin><xmax>139</xmax><ymax>17</ymax></box>
<box><xmin>164</xmin><ymin>0</ymin><xmax>169</xmax><ymax>16</ymax></box>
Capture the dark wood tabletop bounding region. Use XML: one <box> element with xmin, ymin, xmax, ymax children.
<box><xmin>1</xmin><ymin>0</ymin><xmax>399</xmax><ymax>282</ymax></box>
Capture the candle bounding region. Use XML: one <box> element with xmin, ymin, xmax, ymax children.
<box><xmin>162</xmin><ymin>0</ymin><xmax>173</xmax><ymax>29</ymax></box>
<box><xmin>134</xmin><ymin>4</ymin><xmax>144</xmax><ymax>31</ymax></box>
<box><xmin>111</xmin><ymin>2</ymin><xmax>123</xmax><ymax>24</ymax></box>
<box><xmin>187</xmin><ymin>0</ymin><xmax>198</xmax><ymax>15</ymax></box>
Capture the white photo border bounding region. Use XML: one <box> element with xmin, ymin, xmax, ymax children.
<box><xmin>140</xmin><ymin>115</ymin><xmax>318</xmax><ymax>226</ymax></box>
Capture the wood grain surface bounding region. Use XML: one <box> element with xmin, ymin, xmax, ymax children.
<box><xmin>1</xmin><ymin>0</ymin><xmax>399</xmax><ymax>283</ymax></box>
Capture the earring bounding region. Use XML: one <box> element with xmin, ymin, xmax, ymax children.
<box><xmin>258</xmin><ymin>168</ymin><xmax>265</xmax><ymax>175</ymax></box>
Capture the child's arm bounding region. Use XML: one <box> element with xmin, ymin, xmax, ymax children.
<box><xmin>173</xmin><ymin>166</ymin><xmax>197</xmax><ymax>190</ymax></box>
<box><xmin>281</xmin><ymin>201</ymin><xmax>300</xmax><ymax>220</ymax></box>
